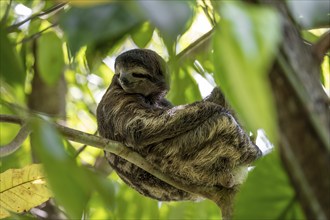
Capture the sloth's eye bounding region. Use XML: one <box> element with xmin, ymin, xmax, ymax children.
<box><xmin>132</xmin><ymin>73</ymin><xmax>147</xmax><ymax>78</ymax></box>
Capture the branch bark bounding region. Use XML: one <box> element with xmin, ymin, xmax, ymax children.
<box><xmin>7</xmin><ymin>2</ymin><xmax>67</xmax><ymax>33</ymax></box>
<box><xmin>263</xmin><ymin>2</ymin><xmax>330</xmax><ymax>219</ymax></box>
<box><xmin>312</xmin><ymin>30</ymin><xmax>330</xmax><ymax>65</ymax></box>
<box><xmin>0</xmin><ymin>123</ymin><xmax>31</xmax><ymax>157</ymax></box>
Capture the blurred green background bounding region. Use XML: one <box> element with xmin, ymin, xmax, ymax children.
<box><xmin>0</xmin><ymin>0</ymin><xmax>329</xmax><ymax>219</ymax></box>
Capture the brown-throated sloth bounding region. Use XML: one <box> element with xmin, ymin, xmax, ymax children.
<box><xmin>97</xmin><ymin>49</ymin><xmax>262</xmax><ymax>202</ymax></box>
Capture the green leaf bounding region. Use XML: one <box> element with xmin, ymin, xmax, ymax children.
<box><xmin>30</xmin><ymin>118</ymin><xmax>91</xmax><ymax>219</ymax></box>
<box><xmin>59</xmin><ymin>3</ymin><xmax>142</xmax><ymax>55</ymax></box>
<box><xmin>234</xmin><ymin>151</ymin><xmax>305</xmax><ymax>219</ymax></box>
<box><xmin>90</xmin><ymin>173</ymin><xmax>116</xmax><ymax>212</ymax></box>
<box><xmin>85</xmin><ymin>36</ymin><xmax>126</xmax><ymax>71</ymax></box>
<box><xmin>287</xmin><ymin>0</ymin><xmax>330</xmax><ymax>29</ymax></box>
<box><xmin>37</xmin><ymin>31</ymin><xmax>65</xmax><ymax>85</ymax></box>
<box><xmin>167</xmin><ymin>67</ymin><xmax>201</xmax><ymax>105</ymax></box>
<box><xmin>137</xmin><ymin>1</ymin><xmax>193</xmax><ymax>52</ymax></box>
<box><xmin>86</xmin><ymin>191</ymin><xmax>115</xmax><ymax>220</ymax></box>
<box><xmin>114</xmin><ymin>182</ymin><xmax>159</xmax><ymax>219</ymax></box>
<box><xmin>213</xmin><ymin>2</ymin><xmax>281</xmax><ymax>142</ymax></box>
<box><xmin>301</xmin><ymin>30</ymin><xmax>319</xmax><ymax>43</ymax></box>
<box><xmin>131</xmin><ymin>22</ymin><xmax>154</xmax><ymax>48</ymax></box>
<box><xmin>0</xmin><ymin>27</ymin><xmax>25</xmax><ymax>87</ymax></box>
<box><xmin>159</xmin><ymin>200</ymin><xmax>219</xmax><ymax>220</ymax></box>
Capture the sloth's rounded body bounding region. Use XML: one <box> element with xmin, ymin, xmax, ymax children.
<box><xmin>97</xmin><ymin>49</ymin><xmax>262</xmax><ymax>201</ymax></box>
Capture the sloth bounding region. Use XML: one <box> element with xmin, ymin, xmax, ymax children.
<box><xmin>96</xmin><ymin>49</ymin><xmax>262</xmax><ymax>202</ymax></box>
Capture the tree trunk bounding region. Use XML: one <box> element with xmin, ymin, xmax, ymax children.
<box><xmin>266</xmin><ymin>2</ymin><xmax>330</xmax><ymax>219</ymax></box>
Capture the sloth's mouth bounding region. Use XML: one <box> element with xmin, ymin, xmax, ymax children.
<box><xmin>119</xmin><ymin>79</ymin><xmax>133</xmax><ymax>88</ymax></box>
<box><xmin>119</xmin><ymin>81</ymin><xmax>138</xmax><ymax>93</ymax></box>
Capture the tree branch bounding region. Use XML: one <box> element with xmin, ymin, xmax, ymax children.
<box><xmin>312</xmin><ymin>30</ymin><xmax>330</xmax><ymax>65</ymax></box>
<box><xmin>262</xmin><ymin>1</ymin><xmax>330</xmax><ymax>219</ymax></box>
<box><xmin>0</xmin><ymin>123</ymin><xmax>31</xmax><ymax>157</ymax></box>
<box><xmin>7</xmin><ymin>2</ymin><xmax>67</xmax><ymax>32</ymax></box>
<box><xmin>0</xmin><ymin>114</ymin><xmax>228</xmax><ymax>216</ymax></box>
<box><xmin>16</xmin><ymin>23</ymin><xmax>58</xmax><ymax>45</ymax></box>
<box><xmin>173</xmin><ymin>29</ymin><xmax>214</xmax><ymax>64</ymax></box>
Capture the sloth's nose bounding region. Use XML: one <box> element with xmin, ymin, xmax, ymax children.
<box><xmin>120</xmin><ymin>77</ymin><xmax>129</xmax><ymax>85</ymax></box>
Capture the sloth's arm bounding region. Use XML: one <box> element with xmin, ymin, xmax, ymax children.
<box><xmin>124</xmin><ymin>102</ymin><xmax>228</xmax><ymax>147</ymax></box>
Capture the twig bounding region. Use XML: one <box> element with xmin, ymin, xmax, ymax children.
<box><xmin>0</xmin><ymin>123</ymin><xmax>31</xmax><ymax>157</ymax></box>
<box><xmin>0</xmin><ymin>0</ymin><xmax>12</xmax><ymax>26</ymax></box>
<box><xmin>16</xmin><ymin>23</ymin><xmax>58</xmax><ymax>45</ymax></box>
<box><xmin>201</xmin><ymin>0</ymin><xmax>216</xmax><ymax>26</ymax></box>
<box><xmin>7</xmin><ymin>2</ymin><xmax>67</xmax><ymax>32</ymax></box>
<box><xmin>171</xmin><ymin>29</ymin><xmax>214</xmax><ymax>65</ymax></box>
<box><xmin>312</xmin><ymin>30</ymin><xmax>330</xmax><ymax>65</ymax></box>
<box><xmin>74</xmin><ymin>131</ymin><xmax>98</xmax><ymax>157</ymax></box>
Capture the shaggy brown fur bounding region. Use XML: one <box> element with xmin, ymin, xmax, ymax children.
<box><xmin>97</xmin><ymin>49</ymin><xmax>262</xmax><ymax>201</ymax></box>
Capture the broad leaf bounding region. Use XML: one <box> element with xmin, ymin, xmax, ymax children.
<box><xmin>0</xmin><ymin>164</ymin><xmax>52</xmax><ymax>219</ymax></box>
<box><xmin>37</xmin><ymin>31</ymin><xmax>65</xmax><ymax>85</ymax></box>
<box><xmin>287</xmin><ymin>0</ymin><xmax>330</xmax><ymax>29</ymax></box>
<box><xmin>213</xmin><ymin>2</ymin><xmax>281</xmax><ymax>142</ymax></box>
<box><xmin>167</xmin><ymin>67</ymin><xmax>201</xmax><ymax>105</ymax></box>
<box><xmin>114</xmin><ymin>182</ymin><xmax>159</xmax><ymax>219</ymax></box>
<box><xmin>59</xmin><ymin>3</ymin><xmax>142</xmax><ymax>55</ymax></box>
<box><xmin>159</xmin><ymin>200</ymin><xmax>219</xmax><ymax>220</ymax></box>
<box><xmin>137</xmin><ymin>1</ymin><xmax>193</xmax><ymax>52</ymax></box>
<box><xmin>131</xmin><ymin>22</ymin><xmax>154</xmax><ymax>48</ymax></box>
<box><xmin>30</xmin><ymin>119</ymin><xmax>92</xmax><ymax>219</ymax></box>
<box><xmin>0</xmin><ymin>27</ymin><xmax>25</xmax><ymax>87</ymax></box>
<box><xmin>30</xmin><ymin>118</ymin><xmax>117</xmax><ymax>218</ymax></box>
<box><xmin>234</xmin><ymin>151</ymin><xmax>305</xmax><ymax>219</ymax></box>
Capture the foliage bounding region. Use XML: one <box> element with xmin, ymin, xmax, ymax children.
<box><xmin>0</xmin><ymin>0</ymin><xmax>328</xmax><ymax>219</ymax></box>
<box><xmin>213</xmin><ymin>1</ymin><xmax>280</xmax><ymax>142</ymax></box>
<box><xmin>234</xmin><ymin>152</ymin><xmax>305</xmax><ymax>219</ymax></box>
<box><xmin>0</xmin><ymin>164</ymin><xmax>51</xmax><ymax>218</ymax></box>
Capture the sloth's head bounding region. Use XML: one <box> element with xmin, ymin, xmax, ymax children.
<box><xmin>114</xmin><ymin>49</ymin><xmax>170</xmax><ymax>97</ymax></box>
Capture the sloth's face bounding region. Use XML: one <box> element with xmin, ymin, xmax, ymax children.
<box><xmin>116</xmin><ymin>65</ymin><xmax>166</xmax><ymax>97</ymax></box>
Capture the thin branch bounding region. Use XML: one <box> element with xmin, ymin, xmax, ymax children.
<box><xmin>0</xmin><ymin>114</ymin><xmax>223</xmax><ymax>209</ymax></box>
<box><xmin>7</xmin><ymin>2</ymin><xmax>67</xmax><ymax>33</ymax></box>
<box><xmin>312</xmin><ymin>30</ymin><xmax>330</xmax><ymax>65</ymax></box>
<box><xmin>201</xmin><ymin>0</ymin><xmax>216</xmax><ymax>26</ymax></box>
<box><xmin>171</xmin><ymin>28</ymin><xmax>214</xmax><ymax>65</ymax></box>
<box><xmin>0</xmin><ymin>114</ymin><xmax>24</xmax><ymax>125</ymax></box>
<box><xmin>0</xmin><ymin>123</ymin><xmax>31</xmax><ymax>157</ymax></box>
<box><xmin>74</xmin><ymin>131</ymin><xmax>98</xmax><ymax>158</ymax></box>
<box><xmin>16</xmin><ymin>23</ymin><xmax>58</xmax><ymax>45</ymax></box>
